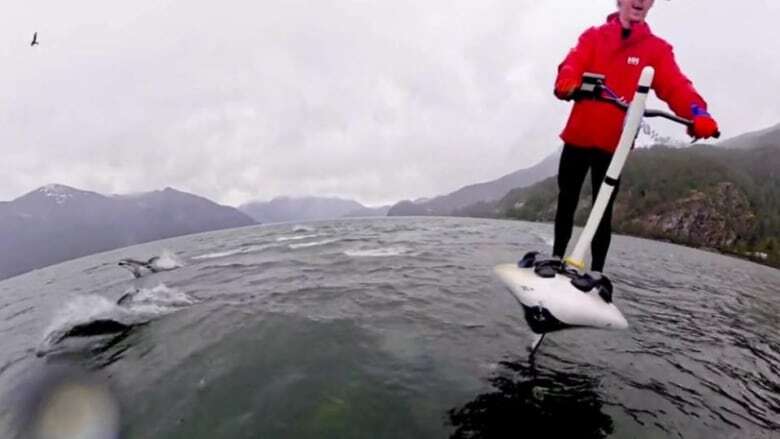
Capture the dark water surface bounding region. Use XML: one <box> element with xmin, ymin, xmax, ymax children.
<box><xmin>1</xmin><ymin>218</ymin><xmax>777</xmax><ymax>438</ymax></box>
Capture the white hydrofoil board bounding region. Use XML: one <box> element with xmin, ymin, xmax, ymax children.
<box><xmin>494</xmin><ymin>263</ymin><xmax>628</xmax><ymax>334</ymax></box>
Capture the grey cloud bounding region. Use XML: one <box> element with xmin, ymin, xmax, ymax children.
<box><xmin>2</xmin><ymin>0</ymin><xmax>778</xmax><ymax>206</ymax></box>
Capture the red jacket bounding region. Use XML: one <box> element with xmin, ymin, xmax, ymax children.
<box><xmin>557</xmin><ymin>13</ymin><xmax>707</xmax><ymax>152</ymax></box>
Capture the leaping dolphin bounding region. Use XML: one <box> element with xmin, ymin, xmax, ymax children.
<box><xmin>35</xmin><ymin>315</ymin><xmax>144</xmax><ymax>357</ymax></box>
<box><xmin>118</xmin><ymin>256</ymin><xmax>167</xmax><ymax>278</ymax></box>
<box><xmin>55</xmin><ymin>319</ymin><xmax>133</xmax><ymax>341</ymax></box>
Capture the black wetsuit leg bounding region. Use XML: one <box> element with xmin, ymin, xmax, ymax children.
<box><xmin>553</xmin><ymin>144</ymin><xmax>591</xmax><ymax>259</ymax></box>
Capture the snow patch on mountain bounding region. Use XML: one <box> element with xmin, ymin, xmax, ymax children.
<box><xmin>39</xmin><ymin>184</ymin><xmax>77</xmax><ymax>205</ymax></box>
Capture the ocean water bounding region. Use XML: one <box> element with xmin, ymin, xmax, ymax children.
<box><xmin>0</xmin><ymin>217</ymin><xmax>777</xmax><ymax>438</ymax></box>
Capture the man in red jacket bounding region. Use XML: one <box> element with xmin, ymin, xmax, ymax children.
<box><xmin>539</xmin><ymin>0</ymin><xmax>719</xmax><ymax>283</ymax></box>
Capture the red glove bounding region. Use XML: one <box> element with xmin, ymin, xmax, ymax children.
<box><xmin>554</xmin><ymin>76</ymin><xmax>581</xmax><ymax>101</ymax></box>
<box><xmin>688</xmin><ymin>105</ymin><xmax>719</xmax><ymax>139</ymax></box>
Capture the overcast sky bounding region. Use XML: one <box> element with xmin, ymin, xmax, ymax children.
<box><xmin>3</xmin><ymin>0</ymin><xmax>779</xmax><ymax>206</ymax></box>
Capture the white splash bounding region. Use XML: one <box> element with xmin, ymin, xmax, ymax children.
<box><xmin>192</xmin><ymin>249</ymin><xmax>245</xmax><ymax>260</ymax></box>
<box><xmin>154</xmin><ymin>249</ymin><xmax>184</xmax><ymax>270</ymax></box>
<box><xmin>344</xmin><ymin>246</ymin><xmax>410</xmax><ymax>257</ymax></box>
<box><xmin>191</xmin><ymin>243</ymin><xmax>276</xmax><ymax>260</ymax></box>
<box><xmin>37</xmin><ymin>285</ymin><xmax>195</xmax><ymax>356</ymax></box>
<box><xmin>129</xmin><ymin>283</ymin><xmax>196</xmax><ymax>307</ymax></box>
<box><xmin>289</xmin><ymin>239</ymin><xmax>339</xmax><ymax>249</ymax></box>
<box><xmin>276</xmin><ymin>233</ymin><xmax>321</xmax><ymax>242</ymax></box>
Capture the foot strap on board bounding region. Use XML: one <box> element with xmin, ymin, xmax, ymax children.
<box><xmin>571</xmin><ymin>272</ymin><xmax>614</xmax><ymax>303</ymax></box>
<box><xmin>517</xmin><ymin>251</ymin><xmax>563</xmax><ymax>278</ymax></box>
<box><xmin>517</xmin><ymin>251</ymin><xmax>613</xmax><ymax>303</ymax></box>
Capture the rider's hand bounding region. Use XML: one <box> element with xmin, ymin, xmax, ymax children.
<box><xmin>688</xmin><ymin>105</ymin><xmax>719</xmax><ymax>139</ymax></box>
<box><xmin>554</xmin><ymin>74</ymin><xmax>581</xmax><ymax>101</ymax></box>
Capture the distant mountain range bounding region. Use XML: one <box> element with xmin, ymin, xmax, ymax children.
<box><xmin>239</xmin><ymin>196</ymin><xmax>390</xmax><ymax>223</ymax></box>
<box><xmin>716</xmin><ymin>122</ymin><xmax>780</xmax><ymax>150</ymax></box>
<box><xmin>387</xmin><ymin>150</ymin><xmax>560</xmax><ymax>216</ymax></box>
<box><xmin>0</xmin><ymin>187</ymin><xmax>392</xmax><ymax>280</ymax></box>
<box><xmin>5</xmin><ymin>122</ymin><xmax>777</xmax><ymax>279</ymax></box>
<box><xmin>0</xmin><ymin>185</ymin><xmax>255</xmax><ymax>280</ymax></box>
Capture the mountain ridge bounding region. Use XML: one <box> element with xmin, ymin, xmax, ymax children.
<box><xmin>239</xmin><ymin>196</ymin><xmax>390</xmax><ymax>223</ymax></box>
<box><xmin>0</xmin><ymin>185</ymin><xmax>255</xmax><ymax>280</ymax></box>
<box><xmin>387</xmin><ymin>149</ymin><xmax>560</xmax><ymax>216</ymax></box>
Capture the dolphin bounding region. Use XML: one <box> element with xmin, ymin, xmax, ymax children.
<box><xmin>36</xmin><ymin>317</ymin><xmax>144</xmax><ymax>357</ymax></box>
<box><xmin>118</xmin><ymin>256</ymin><xmax>166</xmax><ymax>278</ymax></box>
<box><xmin>55</xmin><ymin>319</ymin><xmax>133</xmax><ymax>341</ymax></box>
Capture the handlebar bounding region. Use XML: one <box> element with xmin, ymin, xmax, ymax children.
<box><xmin>575</xmin><ymin>72</ymin><xmax>720</xmax><ymax>139</ymax></box>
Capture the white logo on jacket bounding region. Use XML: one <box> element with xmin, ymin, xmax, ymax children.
<box><xmin>627</xmin><ymin>56</ymin><xmax>640</xmax><ymax>65</ymax></box>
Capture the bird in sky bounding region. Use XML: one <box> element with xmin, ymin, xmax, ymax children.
<box><xmin>30</xmin><ymin>32</ymin><xmax>39</xmax><ymax>46</ymax></box>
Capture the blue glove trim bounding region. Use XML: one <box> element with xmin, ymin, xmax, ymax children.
<box><xmin>691</xmin><ymin>104</ymin><xmax>710</xmax><ymax>117</ymax></box>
